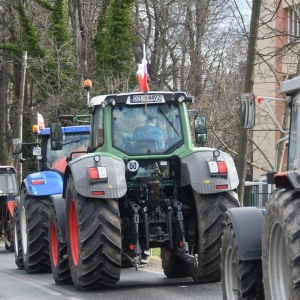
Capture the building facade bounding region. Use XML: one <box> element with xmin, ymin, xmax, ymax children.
<box><xmin>252</xmin><ymin>0</ymin><xmax>298</xmax><ymax>179</ymax></box>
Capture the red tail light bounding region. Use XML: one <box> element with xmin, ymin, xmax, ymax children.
<box><xmin>31</xmin><ymin>179</ymin><xmax>45</xmax><ymax>185</ymax></box>
<box><xmin>217</xmin><ymin>161</ymin><xmax>227</xmax><ymax>174</ymax></box>
<box><xmin>216</xmin><ymin>184</ymin><xmax>228</xmax><ymax>190</ymax></box>
<box><xmin>92</xmin><ymin>191</ymin><xmax>105</xmax><ymax>196</ymax></box>
<box><xmin>88</xmin><ymin>166</ymin><xmax>108</xmax><ymax>181</ymax></box>
<box><xmin>208</xmin><ymin>160</ymin><xmax>227</xmax><ymax>174</ymax></box>
<box><xmin>89</xmin><ymin>167</ymin><xmax>99</xmax><ymax>180</ymax></box>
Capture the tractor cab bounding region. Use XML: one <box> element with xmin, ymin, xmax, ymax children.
<box><xmin>13</xmin><ymin>118</ymin><xmax>90</xmax><ymax>175</ymax></box>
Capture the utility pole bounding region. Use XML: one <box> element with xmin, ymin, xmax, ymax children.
<box><xmin>17</xmin><ymin>51</ymin><xmax>27</xmax><ymax>183</ymax></box>
<box><xmin>236</xmin><ymin>0</ymin><xmax>262</xmax><ymax>206</ymax></box>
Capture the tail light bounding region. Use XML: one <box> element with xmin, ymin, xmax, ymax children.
<box><xmin>88</xmin><ymin>166</ymin><xmax>108</xmax><ymax>181</ymax></box>
<box><xmin>216</xmin><ymin>184</ymin><xmax>228</xmax><ymax>190</ymax></box>
<box><xmin>207</xmin><ymin>160</ymin><xmax>227</xmax><ymax>175</ymax></box>
<box><xmin>31</xmin><ymin>179</ymin><xmax>45</xmax><ymax>185</ymax></box>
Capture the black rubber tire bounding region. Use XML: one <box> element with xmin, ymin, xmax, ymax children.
<box><xmin>262</xmin><ymin>188</ymin><xmax>300</xmax><ymax>300</ymax></box>
<box><xmin>49</xmin><ymin>204</ymin><xmax>71</xmax><ymax>284</ymax></box>
<box><xmin>65</xmin><ymin>176</ymin><xmax>122</xmax><ymax>290</ymax></box>
<box><xmin>221</xmin><ymin>224</ymin><xmax>264</xmax><ymax>299</ymax></box>
<box><xmin>20</xmin><ymin>189</ymin><xmax>51</xmax><ymax>272</ymax></box>
<box><xmin>161</xmin><ymin>247</ymin><xmax>189</xmax><ymax>278</ymax></box>
<box><xmin>14</xmin><ymin>205</ymin><xmax>24</xmax><ymax>268</ymax></box>
<box><xmin>188</xmin><ymin>190</ymin><xmax>239</xmax><ymax>282</ymax></box>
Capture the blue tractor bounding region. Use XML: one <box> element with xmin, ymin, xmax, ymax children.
<box><xmin>13</xmin><ymin>117</ymin><xmax>90</xmax><ymax>276</ymax></box>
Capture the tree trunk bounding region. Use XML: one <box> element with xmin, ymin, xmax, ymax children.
<box><xmin>0</xmin><ymin>63</ymin><xmax>9</xmax><ymax>165</ymax></box>
<box><xmin>237</xmin><ymin>0</ymin><xmax>262</xmax><ymax>206</ymax></box>
<box><xmin>16</xmin><ymin>51</ymin><xmax>27</xmax><ymax>182</ymax></box>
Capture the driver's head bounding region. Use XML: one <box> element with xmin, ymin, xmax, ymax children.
<box><xmin>146</xmin><ymin>115</ymin><xmax>157</xmax><ymax>124</ymax></box>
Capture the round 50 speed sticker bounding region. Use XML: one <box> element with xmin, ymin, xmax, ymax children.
<box><xmin>127</xmin><ymin>160</ymin><xmax>139</xmax><ymax>172</ymax></box>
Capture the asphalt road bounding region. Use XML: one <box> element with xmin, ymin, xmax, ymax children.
<box><xmin>0</xmin><ymin>243</ymin><xmax>223</xmax><ymax>300</ymax></box>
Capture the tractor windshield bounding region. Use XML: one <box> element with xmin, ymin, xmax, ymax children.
<box><xmin>46</xmin><ymin>133</ymin><xmax>89</xmax><ymax>173</ymax></box>
<box><xmin>112</xmin><ymin>103</ymin><xmax>183</xmax><ymax>155</ymax></box>
<box><xmin>0</xmin><ymin>170</ymin><xmax>19</xmax><ymax>195</ymax></box>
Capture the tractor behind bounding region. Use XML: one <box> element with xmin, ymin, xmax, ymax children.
<box><xmin>0</xmin><ymin>166</ymin><xmax>19</xmax><ymax>252</ymax></box>
<box><xmin>13</xmin><ymin>118</ymin><xmax>90</xmax><ymax>273</ymax></box>
<box><xmin>221</xmin><ymin>76</ymin><xmax>300</xmax><ymax>300</ymax></box>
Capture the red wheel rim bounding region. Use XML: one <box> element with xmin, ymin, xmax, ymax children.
<box><xmin>163</xmin><ymin>247</ymin><xmax>170</xmax><ymax>261</ymax></box>
<box><xmin>69</xmin><ymin>199</ymin><xmax>79</xmax><ymax>266</ymax></box>
<box><xmin>50</xmin><ymin>222</ymin><xmax>58</xmax><ymax>267</ymax></box>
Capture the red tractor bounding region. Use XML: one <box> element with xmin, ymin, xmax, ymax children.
<box><xmin>0</xmin><ymin>166</ymin><xmax>19</xmax><ymax>251</ymax></box>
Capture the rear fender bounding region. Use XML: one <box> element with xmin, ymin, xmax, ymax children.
<box><xmin>7</xmin><ymin>200</ymin><xmax>17</xmax><ymax>217</ymax></box>
<box><xmin>50</xmin><ymin>194</ymin><xmax>66</xmax><ymax>243</ymax></box>
<box><xmin>224</xmin><ymin>207</ymin><xmax>264</xmax><ymax>261</ymax></box>
<box><xmin>181</xmin><ymin>149</ymin><xmax>239</xmax><ymax>193</ymax></box>
<box><xmin>66</xmin><ymin>153</ymin><xmax>127</xmax><ymax>199</ymax></box>
<box><xmin>24</xmin><ymin>171</ymin><xmax>63</xmax><ymax>196</ymax></box>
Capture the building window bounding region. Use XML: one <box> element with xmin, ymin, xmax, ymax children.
<box><xmin>289</xmin><ymin>7</ymin><xmax>300</xmax><ymax>41</ymax></box>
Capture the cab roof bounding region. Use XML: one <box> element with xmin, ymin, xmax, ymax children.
<box><xmin>38</xmin><ymin>125</ymin><xmax>90</xmax><ymax>136</ymax></box>
<box><xmin>89</xmin><ymin>91</ymin><xmax>191</xmax><ymax>107</ymax></box>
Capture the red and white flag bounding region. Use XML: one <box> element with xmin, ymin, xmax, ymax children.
<box><xmin>137</xmin><ymin>44</ymin><xmax>149</xmax><ymax>92</ymax></box>
<box><xmin>37</xmin><ymin>112</ymin><xmax>45</xmax><ymax>129</ymax></box>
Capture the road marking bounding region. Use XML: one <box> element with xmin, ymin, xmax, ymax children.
<box><xmin>0</xmin><ymin>269</ymin><xmax>61</xmax><ymax>296</ymax></box>
<box><xmin>22</xmin><ymin>281</ymin><xmax>62</xmax><ymax>296</ymax></box>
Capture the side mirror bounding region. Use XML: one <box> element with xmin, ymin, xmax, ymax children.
<box><xmin>50</xmin><ymin>122</ymin><xmax>63</xmax><ymax>150</ymax></box>
<box><xmin>12</xmin><ymin>138</ymin><xmax>22</xmax><ymax>155</ymax></box>
<box><xmin>195</xmin><ymin>116</ymin><xmax>207</xmax><ymax>144</ymax></box>
<box><xmin>241</xmin><ymin>93</ymin><xmax>255</xmax><ymax>128</ymax></box>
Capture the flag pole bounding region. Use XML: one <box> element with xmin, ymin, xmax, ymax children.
<box><xmin>137</xmin><ymin>43</ymin><xmax>149</xmax><ymax>111</ymax></box>
<box><xmin>143</xmin><ymin>44</ymin><xmax>147</xmax><ymax>111</ymax></box>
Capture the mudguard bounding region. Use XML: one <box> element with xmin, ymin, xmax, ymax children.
<box><xmin>181</xmin><ymin>148</ymin><xmax>239</xmax><ymax>194</ymax></box>
<box><xmin>24</xmin><ymin>171</ymin><xmax>63</xmax><ymax>196</ymax></box>
<box><xmin>64</xmin><ymin>153</ymin><xmax>127</xmax><ymax>199</ymax></box>
<box><xmin>224</xmin><ymin>207</ymin><xmax>264</xmax><ymax>261</ymax></box>
<box><xmin>50</xmin><ymin>194</ymin><xmax>67</xmax><ymax>243</ymax></box>
<box><xmin>7</xmin><ymin>200</ymin><xmax>17</xmax><ymax>217</ymax></box>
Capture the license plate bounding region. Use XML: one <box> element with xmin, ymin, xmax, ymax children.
<box><xmin>33</xmin><ymin>147</ymin><xmax>41</xmax><ymax>156</ymax></box>
<box><xmin>130</xmin><ymin>94</ymin><xmax>162</xmax><ymax>103</ymax></box>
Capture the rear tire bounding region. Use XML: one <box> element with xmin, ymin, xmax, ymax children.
<box><xmin>65</xmin><ymin>176</ymin><xmax>122</xmax><ymax>290</ymax></box>
<box><xmin>221</xmin><ymin>224</ymin><xmax>264</xmax><ymax>299</ymax></box>
<box><xmin>161</xmin><ymin>247</ymin><xmax>189</xmax><ymax>278</ymax></box>
<box><xmin>262</xmin><ymin>188</ymin><xmax>300</xmax><ymax>300</ymax></box>
<box><xmin>13</xmin><ymin>206</ymin><xmax>24</xmax><ymax>269</ymax></box>
<box><xmin>20</xmin><ymin>189</ymin><xmax>51</xmax><ymax>272</ymax></box>
<box><xmin>188</xmin><ymin>191</ymin><xmax>239</xmax><ymax>282</ymax></box>
<box><xmin>49</xmin><ymin>204</ymin><xmax>71</xmax><ymax>284</ymax></box>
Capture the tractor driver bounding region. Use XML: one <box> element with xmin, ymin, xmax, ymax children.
<box><xmin>133</xmin><ymin>115</ymin><xmax>165</xmax><ymax>150</ymax></box>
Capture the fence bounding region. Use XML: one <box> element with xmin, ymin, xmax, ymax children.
<box><xmin>244</xmin><ymin>179</ymin><xmax>271</xmax><ymax>208</ymax></box>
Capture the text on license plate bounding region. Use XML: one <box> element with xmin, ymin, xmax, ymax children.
<box><xmin>130</xmin><ymin>94</ymin><xmax>162</xmax><ymax>103</ymax></box>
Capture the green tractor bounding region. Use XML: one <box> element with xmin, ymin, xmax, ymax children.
<box><xmin>49</xmin><ymin>80</ymin><xmax>239</xmax><ymax>290</ymax></box>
